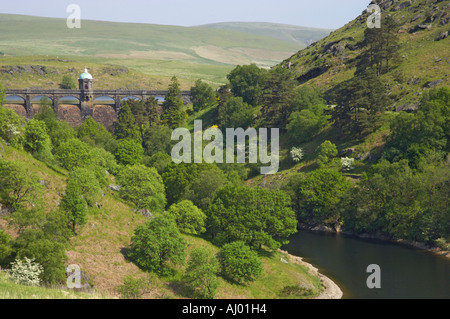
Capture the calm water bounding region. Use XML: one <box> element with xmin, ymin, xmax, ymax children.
<box><xmin>283</xmin><ymin>230</ymin><xmax>450</xmax><ymax>299</ymax></box>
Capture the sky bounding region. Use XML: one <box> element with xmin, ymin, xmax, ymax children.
<box><xmin>0</xmin><ymin>0</ymin><xmax>371</xmax><ymax>30</ymax></box>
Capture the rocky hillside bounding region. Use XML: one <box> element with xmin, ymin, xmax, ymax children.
<box><xmin>280</xmin><ymin>0</ymin><xmax>449</xmax><ymax>110</ymax></box>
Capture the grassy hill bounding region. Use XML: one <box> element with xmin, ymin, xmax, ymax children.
<box><xmin>279</xmin><ymin>0</ymin><xmax>449</xmax><ymax>109</ymax></box>
<box><xmin>198</xmin><ymin>22</ymin><xmax>333</xmax><ymax>47</ymax></box>
<box><xmin>0</xmin><ymin>140</ymin><xmax>323</xmax><ymax>299</ymax></box>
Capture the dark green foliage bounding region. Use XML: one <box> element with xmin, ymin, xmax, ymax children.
<box><xmin>0</xmin><ymin>230</ymin><xmax>14</xmax><ymax>268</ymax></box>
<box><xmin>287</xmin><ymin>104</ymin><xmax>330</xmax><ymax>143</ymax></box>
<box><xmin>60</xmin><ymin>75</ymin><xmax>77</xmax><ymax>89</ymax></box>
<box><xmin>143</xmin><ymin>125</ymin><xmax>174</xmax><ymax>157</ymax></box>
<box><xmin>146</xmin><ymin>151</ymin><xmax>172</xmax><ymax>175</ymax></box>
<box><xmin>0</xmin><ymin>159</ymin><xmax>43</xmax><ymax>210</ymax></box>
<box><xmin>206</xmin><ymin>185</ymin><xmax>297</xmax><ymax>250</ymax></box>
<box><xmin>115</xmin><ymin>139</ymin><xmax>144</xmax><ymax>166</ymax></box>
<box><xmin>114</xmin><ymin>104</ymin><xmax>141</xmax><ymax>142</ymax></box>
<box><xmin>183</xmin><ymin>247</ymin><xmax>220</xmax><ymax>299</ymax></box>
<box><xmin>13</xmin><ymin>228</ymin><xmax>68</xmax><ymax>284</ymax></box>
<box><xmin>217</xmin><ymin>96</ymin><xmax>254</xmax><ymax>129</ymax></box>
<box><xmin>165</xmin><ymin>200</ymin><xmax>206</xmax><ymax>235</ymax></box>
<box><xmin>191</xmin><ymin>79</ymin><xmax>217</xmax><ymax>112</ymax></box>
<box><xmin>385</xmin><ymin>87</ymin><xmax>449</xmax><ymax>167</ymax></box>
<box><xmin>342</xmin><ymin>158</ymin><xmax>450</xmax><ymax>242</ymax></box>
<box><xmin>126</xmin><ymin>97</ymin><xmax>161</xmax><ymax>141</ymax></box>
<box><xmin>331</xmin><ymin>69</ymin><xmax>387</xmax><ymax>136</ymax></box>
<box><xmin>227</xmin><ymin>64</ymin><xmax>269</xmax><ymax>107</ymax></box>
<box><xmin>289</xmin><ymin>86</ymin><xmax>327</xmax><ymax>113</ymax></box>
<box><xmin>78</xmin><ymin>117</ymin><xmax>117</xmax><ymax>153</ymax></box>
<box><xmin>117</xmin><ymin>165</ymin><xmax>166</xmax><ymax>212</ymax></box>
<box><xmin>162</xmin><ymin>163</ymin><xmax>229</xmax><ymax>210</ymax></box>
<box><xmin>161</xmin><ymin>76</ymin><xmax>186</xmax><ymax>129</ymax></box>
<box><xmin>129</xmin><ymin>215</ymin><xmax>187</xmax><ymax>275</ymax></box>
<box><xmin>0</xmin><ymin>106</ymin><xmax>25</xmax><ymax>147</ymax></box>
<box><xmin>296</xmin><ymin>169</ymin><xmax>352</xmax><ymax>228</ymax></box>
<box><xmin>260</xmin><ymin>66</ymin><xmax>297</xmax><ymax>129</ymax></box>
<box><xmin>218</xmin><ymin>241</ymin><xmax>262</xmax><ymax>284</ymax></box>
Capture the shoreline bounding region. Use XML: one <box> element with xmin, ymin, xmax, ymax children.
<box><xmin>279</xmin><ymin>249</ymin><xmax>343</xmax><ymax>300</ymax></box>
<box><xmin>298</xmin><ymin>224</ymin><xmax>450</xmax><ymax>259</ymax></box>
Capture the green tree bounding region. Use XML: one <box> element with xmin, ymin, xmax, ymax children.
<box><xmin>287</xmin><ymin>104</ymin><xmax>330</xmax><ymax>143</ymax></box>
<box><xmin>117</xmin><ymin>165</ymin><xmax>166</xmax><ymax>212</ymax></box>
<box><xmin>115</xmin><ymin>104</ymin><xmax>141</xmax><ymax>142</ymax></box>
<box><xmin>0</xmin><ymin>159</ymin><xmax>43</xmax><ymax>209</ymax></box>
<box><xmin>0</xmin><ymin>106</ymin><xmax>25</xmax><ymax>147</ymax></box>
<box><xmin>296</xmin><ymin>169</ymin><xmax>351</xmax><ymax>228</ymax></box>
<box><xmin>183</xmin><ymin>247</ymin><xmax>220</xmax><ymax>299</ymax></box>
<box><xmin>146</xmin><ymin>151</ymin><xmax>172</xmax><ymax>175</ymax></box>
<box><xmin>218</xmin><ymin>241</ymin><xmax>262</xmax><ymax>284</ymax></box>
<box><xmin>260</xmin><ymin>66</ymin><xmax>297</xmax><ymax>129</ymax></box>
<box><xmin>129</xmin><ymin>215</ymin><xmax>187</xmax><ymax>275</ymax></box>
<box><xmin>55</xmin><ymin>138</ymin><xmax>92</xmax><ymax>171</ymax></box>
<box><xmin>331</xmin><ymin>69</ymin><xmax>387</xmax><ymax>136</ymax></box>
<box><xmin>166</xmin><ymin>200</ymin><xmax>206</xmax><ymax>235</ymax></box>
<box><xmin>78</xmin><ymin>117</ymin><xmax>117</xmax><ymax>152</ymax></box>
<box><xmin>143</xmin><ymin>125</ymin><xmax>174</xmax><ymax>158</ymax></box>
<box><xmin>191</xmin><ymin>79</ymin><xmax>217</xmax><ymax>112</ymax></box>
<box><xmin>60</xmin><ymin>75</ymin><xmax>77</xmax><ymax>89</ymax></box>
<box><xmin>60</xmin><ymin>178</ymin><xmax>88</xmax><ymax>234</ymax></box>
<box><xmin>227</xmin><ymin>64</ymin><xmax>269</xmax><ymax>107</ymax></box>
<box><xmin>206</xmin><ymin>185</ymin><xmax>297</xmax><ymax>250</ymax></box>
<box><xmin>161</xmin><ymin>76</ymin><xmax>186</xmax><ymax>129</ymax></box>
<box><xmin>316</xmin><ymin>140</ymin><xmax>338</xmax><ymax>167</ymax></box>
<box><xmin>115</xmin><ymin>139</ymin><xmax>144</xmax><ymax>166</ymax></box>
<box><xmin>24</xmin><ymin>119</ymin><xmax>54</xmax><ymax>164</ymax></box>
<box><xmin>68</xmin><ymin>168</ymin><xmax>103</xmax><ymax>207</ymax></box>
<box><xmin>217</xmin><ymin>96</ymin><xmax>254</xmax><ymax>129</ymax></box>
<box><xmin>0</xmin><ymin>230</ymin><xmax>14</xmax><ymax>268</ymax></box>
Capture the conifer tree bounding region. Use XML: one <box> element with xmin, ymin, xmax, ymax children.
<box><xmin>161</xmin><ymin>76</ymin><xmax>185</xmax><ymax>129</ymax></box>
<box><xmin>114</xmin><ymin>103</ymin><xmax>141</xmax><ymax>142</ymax></box>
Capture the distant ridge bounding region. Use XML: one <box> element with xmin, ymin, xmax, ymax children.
<box><xmin>197</xmin><ymin>22</ymin><xmax>333</xmax><ymax>47</ymax></box>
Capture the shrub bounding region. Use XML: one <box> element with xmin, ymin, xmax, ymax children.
<box><xmin>8</xmin><ymin>257</ymin><xmax>44</xmax><ymax>287</ymax></box>
<box><xmin>341</xmin><ymin>157</ymin><xmax>355</xmax><ymax>171</ymax></box>
<box><xmin>115</xmin><ymin>139</ymin><xmax>144</xmax><ymax>166</ymax></box>
<box><xmin>117</xmin><ymin>275</ymin><xmax>152</xmax><ymax>299</ymax></box>
<box><xmin>290</xmin><ymin>147</ymin><xmax>304</xmax><ymax>163</ymax></box>
<box><xmin>218</xmin><ymin>241</ymin><xmax>263</xmax><ymax>284</ymax></box>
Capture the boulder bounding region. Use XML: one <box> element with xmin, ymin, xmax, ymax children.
<box><xmin>435</xmin><ymin>31</ymin><xmax>448</xmax><ymax>41</ymax></box>
<box><xmin>425</xmin><ymin>79</ymin><xmax>444</xmax><ymax>88</ymax></box>
<box><xmin>108</xmin><ymin>184</ymin><xmax>121</xmax><ymax>192</ymax></box>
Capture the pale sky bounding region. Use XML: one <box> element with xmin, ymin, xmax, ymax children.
<box><xmin>0</xmin><ymin>0</ymin><xmax>371</xmax><ymax>29</ymax></box>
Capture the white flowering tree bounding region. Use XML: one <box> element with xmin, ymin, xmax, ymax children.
<box><xmin>9</xmin><ymin>257</ymin><xmax>43</xmax><ymax>287</ymax></box>
<box><xmin>290</xmin><ymin>147</ymin><xmax>304</xmax><ymax>163</ymax></box>
<box><xmin>341</xmin><ymin>157</ymin><xmax>355</xmax><ymax>171</ymax></box>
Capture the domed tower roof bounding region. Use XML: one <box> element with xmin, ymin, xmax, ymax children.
<box><xmin>79</xmin><ymin>68</ymin><xmax>93</xmax><ymax>80</ymax></box>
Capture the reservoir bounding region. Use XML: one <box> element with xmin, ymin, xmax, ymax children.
<box><xmin>283</xmin><ymin>230</ymin><xmax>450</xmax><ymax>299</ymax></box>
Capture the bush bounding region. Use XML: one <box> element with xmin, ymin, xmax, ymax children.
<box><xmin>279</xmin><ymin>285</ymin><xmax>314</xmax><ymax>298</ymax></box>
<box><xmin>290</xmin><ymin>147</ymin><xmax>304</xmax><ymax>163</ymax></box>
<box><xmin>341</xmin><ymin>157</ymin><xmax>355</xmax><ymax>171</ymax></box>
<box><xmin>218</xmin><ymin>241</ymin><xmax>262</xmax><ymax>284</ymax></box>
<box><xmin>8</xmin><ymin>257</ymin><xmax>44</xmax><ymax>287</ymax></box>
<box><xmin>117</xmin><ymin>275</ymin><xmax>152</xmax><ymax>299</ymax></box>
<box><xmin>115</xmin><ymin>139</ymin><xmax>144</xmax><ymax>166</ymax></box>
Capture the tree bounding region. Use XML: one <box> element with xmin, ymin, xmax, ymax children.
<box><xmin>191</xmin><ymin>79</ymin><xmax>217</xmax><ymax>112</ymax></box>
<box><xmin>55</xmin><ymin>138</ymin><xmax>92</xmax><ymax>171</ymax></box>
<box><xmin>165</xmin><ymin>200</ymin><xmax>206</xmax><ymax>235</ymax></box>
<box><xmin>114</xmin><ymin>104</ymin><xmax>141</xmax><ymax>142</ymax></box>
<box><xmin>316</xmin><ymin>140</ymin><xmax>338</xmax><ymax>167</ymax></box>
<box><xmin>218</xmin><ymin>241</ymin><xmax>262</xmax><ymax>284</ymax></box>
<box><xmin>115</xmin><ymin>139</ymin><xmax>144</xmax><ymax>166</ymax></box>
<box><xmin>8</xmin><ymin>257</ymin><xmax>44</xmax><ymax>287</ymax></box>
<box><xmin>60</xmin><ymin>178</ymin><xmax>88</xmax><ymax>234</ymax></box>
<box><xmin>0</xmin><ymin>159</ymin><xmax>43</xmax><ymax>209</ymax></box>
<box><xmin>129</xmin><ymin>215</ymin><xmax>187</xmax><ymax>275</ymax></box>
<box><xmin>117</xmin><ymin>165</ymin><xmax>166</xmax><ymax>212</ymax></box>
<box><xmin>296</xmin><ymin>169</ymin><xmax>351</xmax><ymax>228</ymax></box>
<box><xmin>287</xmin><ymin>104</ymin><xmax>330</xmax><ymax>143</ymax></box>
<box><xmin>143</xmin><ymin>125</ymin><xmax>174</xmax><ymax>157</ymax></box>
<box><xmin>260</xmin><ymin>66</ymin><xmax>297</xmax><ymax>129</ymax></box>
<box><xmin>227</xmin><ymin>64</ymin><xmax>268</xmax><ymax>107</ymax></box>
<box><xmin>217</xmin><ymin>96</ymin><xmax>254</xmax><ymax>129</ymax></box>
<box><xmin>0</xmin><ymin>106</ymin><xmax>25</xmax><ymax>147</ymax></box>
<box><xmin>60</xmin><ymin>75</ymin><xmax>77</xmax><ymax>90</ymax></box>
<box><xmin>0</xmin><ymin>230</ymin><xmax>14</xmax><ymax>268</ymax></box>
<box><xmin>331</xmin><ymin>69</ymin><xmax>387</xmax><ymax>136</ymax></box>
<box><xmin>357</xmin><ymin>15</ymin><xmax>400</xmax><ymax>76</ymax></box>
<box><xmin>68</xmin><ymin>168</ymin><xmax>103</xmax><ymax>207</ymax></box>
<box><xmin>24</xmin><ymin>119</ymin><xmax>54</xmax><ymax>164</ymax></box>
<box><xmin>183</xmin><ymin>247</ymin><xmax>220</xmax><ymax>299</ymax></box>
<box><xmin>146</xmin><ymin>152</ymin><xmax>172</xmax><ymax>175</ymax></box>
<box><xmin>78</xmin><ymin>117</ymin><xmax>116</xmax><ymax>152</ymax></box>
<box><xmin>206</xmin><ymin>185</ymin><xmax>297</xmax><ymax>250</ymax></box>
<box><xmin>161</xmin><ymin>76</ymin><xmax>186</xmax><ymax>129</ymax></box>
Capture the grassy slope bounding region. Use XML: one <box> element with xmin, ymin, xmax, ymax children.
<box><xmin>280</xmin><ymin>0</ymin><xmax>449</xmax><ymax>107</ymax></box>
<box><xmin>198</xmin><ymin>22</ymin><xmax>333</xmax><ymax>47</ymax></box>
<box><xmin>0</xmin><ymin>140</ymin><xmax>322</xmax><ymax>299</ymax></box>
